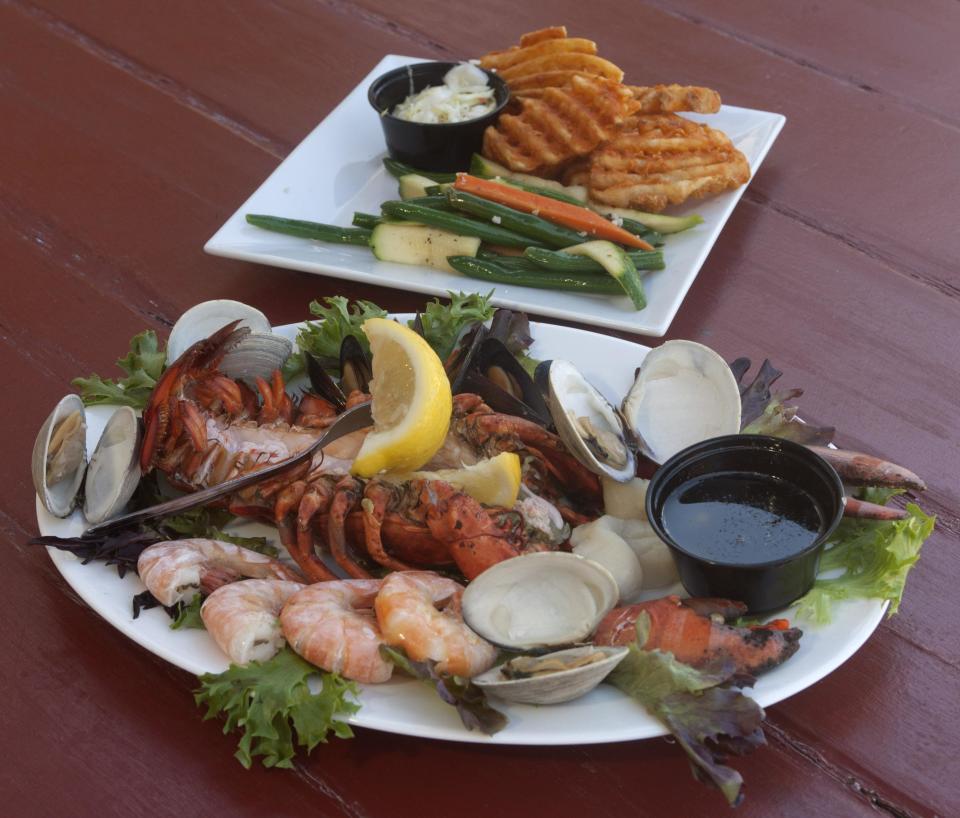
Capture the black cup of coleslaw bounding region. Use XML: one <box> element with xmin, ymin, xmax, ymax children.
<box><xmin>368</xmin><ymin>62</ymin><xmax>510</xmax><ymax>172</ymax></box>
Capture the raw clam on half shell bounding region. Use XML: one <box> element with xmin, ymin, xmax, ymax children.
<box><xmin>461</xmin><ymin>552</ymin><xmax>619</xmax><ymax>652</ymax></box>
<box><xmin>621</xmin><ymin>340</ymin><xmax>741</xmax><ymax>464</ymax></box>
<box><xmin>471</xmin><ymin>645</ymin><xmax>628</xmax><ymax>705</ymax></box>
<box><xmin>32</xmin><ymin>394</ymin><xmax>88</xmax><ymax>518</ymax></box>
<box><xmin>538</xmin><ymin>359</ymin><xmax>636</xmax><ymax>482</ymax></box>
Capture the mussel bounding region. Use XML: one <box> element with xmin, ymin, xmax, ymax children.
<box><xmin>537</xmin><ymin>359</ymin><xmax>636</xmax><ymax>482</ymax></box>
<box><xmin>305</xmin><ymin>335</ymin><xmax>374</xmax><ymax>409</ymax></box>
<box><xmin>621</xmin><ymin>340</ymin><xmax>742</xmax><ymax>464</ymax></box>
<box><xmin>446</xmin><ymin>309</ymin><xmax>550</xmax><ymax>427</ymax></box>
<box><xmin>461</xmin><ymin>552</ymin><xmax>619</xmax><ymax>652</ymax></box>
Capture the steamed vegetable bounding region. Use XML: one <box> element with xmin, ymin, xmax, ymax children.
<box><xmin>448</xmin><ymin>255</ymin><xmax>627</xmax><ymax>296</ymax></box>
<box><xmin>453</xmin><ymin>173</ymin><xmax>655</xmax><ymax>251</ymax></box>
<box><xmin>195</xmin><ymin>647</ymin><xmax>359</xmax><ymax>768</ymax></box>
<box><xmin>245</xmin><ymin>214</ymin><xmax>372</xmax><ymax>246</ymax></box>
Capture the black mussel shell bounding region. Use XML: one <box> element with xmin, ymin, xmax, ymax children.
<box><xmin>340</xmin><ymin>335</ymin><xmax>373</xmax><ymax>395</ymax></box>
<box><xmin>447</xmin><ymin>324</ymin><xmax>489</xmax><ymax>392</ymax></box>
<box><xmin>306</xmin><ymin>351</ymin><xmax>347</xmax><ymax>411</ymax></box>
<box><xmin>462</xmin><ymin>338</ymin><xmax>551</xmax><ymax>427</ymax></box>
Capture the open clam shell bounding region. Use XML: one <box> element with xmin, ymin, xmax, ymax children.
<box><xmin>83</xmin><ymin>406</ymin><xmax>142</xmax><ymax>524</ymax></box>
<box><xmin>539</xmin><ymin>359</ymin><xmax>635</xmax><ymax>482</ymax></box>
<box><xmin>472</xmin><ymin>645</ymin><xmax>628</xmax><ymax>705</ymax></box>
<box><xmin>166</xmin><ymin>299</ymin><xmax>272</xmax><ymax>363</ymax></box>
<box><xmin>220</xmin><ymin>332</ymin><xmax>293</xmax><ymax>385</ymax></box>
<box><xmin>32</xmin><ymin>394</ymin><xmax>88</xmax><ymax>518</ymax></box>
<box><xmin>621</xmin><ymin>340</ymin><xmax>741</xmax><ymax>464</ymax></box>
<box><xmin>166</xmin><ymin>299</ymin><xmax>293</xmax><ymax>384</ymax></box>
<box><xmin>461</xmin><ymin>552</ymin><xmax>620</xmax><ymax>652</ymax></box>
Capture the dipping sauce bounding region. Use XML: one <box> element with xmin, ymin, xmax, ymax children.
<box><xmin>392</xmin><ymin>62</ymin><xmax>496</xmax><ymax>124</ymax></box>
<box><xmin>660</xmin><ymin>470</ymin><xmax>824</xmax><ymax>565</ymax></box>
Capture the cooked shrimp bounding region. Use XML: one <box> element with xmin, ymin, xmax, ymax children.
<box><xmin>280</xmin><ymin>579</ymin><xmax>393</xmax><ymax>683</ymax></box>
<box><xmin>201</xmin><ymin>579</ymin><xmax>305</xmax><ymax>665</ymax></box>
<box><xmin>137</xmin><ymin>538</ymin><xmax>302</xmax><ymax>606</ymax></box>
<box><xmin>374</xmin><ymin>571</ymin><xmax>497</xmax><ymax>678</ymax></box>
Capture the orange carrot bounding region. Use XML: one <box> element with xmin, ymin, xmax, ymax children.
<box><xmin>453</xmin><ymin>173</ymin><xmax>655</xmax><ymax>251</ymax></box>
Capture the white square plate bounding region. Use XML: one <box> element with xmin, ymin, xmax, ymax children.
<box><xmin>205</xmin><ymin>55</ymin><xmax>785</xmax><ymax>337</ymax></box>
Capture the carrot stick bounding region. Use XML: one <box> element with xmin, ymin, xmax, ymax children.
<box><xmin>453</xmin><ymin>174</ymin><xmax>655</xmax><ymax>251</ymax></box>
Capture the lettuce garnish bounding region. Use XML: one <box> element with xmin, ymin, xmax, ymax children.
<box><xmin>284</xmin><ymin>292</ymin><xmax>494</xmax><ymax>380</ymax></box>
<box><xmin>195</xmin><ymin>647</ymin><xmax>359</xmax><ymax>768</ymax></box>
<box><xmin>605</xmin><ymin>613</ymin><xmax>765</xmax><ymax>807</ymax></box>
<box><xmin>72</xmin><ymin>329</ymin><xmax>167</xmax><ymax>408</ymax></box>
<box><xmin>795</xmin><ymin>503</ymin><xmax>934</xmax><ymax>623</ymax></box>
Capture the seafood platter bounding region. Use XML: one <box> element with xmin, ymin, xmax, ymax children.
<box><xmin>32</xmin><ymin>293</ymin><xmax>933</xmax><ymax>806</ymax></box>
<box><xmin>205</xmin><ymin>26</ymin><xmax>785</xmax><ymax>336</ymax></box>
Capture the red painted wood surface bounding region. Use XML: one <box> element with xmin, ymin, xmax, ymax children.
<box><xmin>3</xmin><ymin>2</ymin><xmax>958</xmax><ymax>816</ymax></box>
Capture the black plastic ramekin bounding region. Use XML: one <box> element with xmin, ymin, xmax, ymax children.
<box><xmin>645</xmin><ymin>434</ymin><xmax>846</xmax><ymax>613</ymax></box>
<box><xmin>367</xmin><ymin>62</ymin><xmax>510</xmax><ymax>172</ymax></box>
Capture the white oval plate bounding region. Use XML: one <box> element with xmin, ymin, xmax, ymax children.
<box><xmin>38</xmin><ymin>320</ymin><xmax>884</xmax><ymax>744</ymax></box>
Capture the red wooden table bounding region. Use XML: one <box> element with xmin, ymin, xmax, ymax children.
<box><xmin>5</xmin><ymin>2</ymin><xmax>959</xmax><ymax>816</ymax></box>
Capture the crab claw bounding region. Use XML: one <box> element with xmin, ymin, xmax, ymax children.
<box><xmin>809</xmin><ymin>446</ymin><xmax>926</xmax><ymax>493</ymax></box>
<box><xmin>843</xmin><ymin>497</ymin><xmax>908</xmax><ymax>521</ymax></box>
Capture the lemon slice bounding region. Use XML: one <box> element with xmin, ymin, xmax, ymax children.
<box><xmin>350</xmin><ymin>318</ymin><xmax>453</xmax><ymax>477</ymax></box>
<box><xmin>409</xmin><ymin>452</ymin><xmax>523</xmax><ymax>507</ymax></box>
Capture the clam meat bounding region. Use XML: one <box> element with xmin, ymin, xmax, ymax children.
<box><xmin>471</xmin><ymin>645</ymin><xmax>628</xmax><ymax>705</ymax></box>
<box><xmin>539</xmin><ymin>359</ymin><xmax>635</xmax><ymax>482</ymax></box>
<box><xmin>621</xmin><ymin>340</ymin><xmax>741</xmax><ymax>464</ymax></box>
<box><xmin>461</xmin><ymin>552</ymin><xmax>619</xmax><ymax>652</ymax></box>
<box><xmin>32</xmin><ymin>394</ymin><xmax>88</xmax><ymax>518</ymax></box>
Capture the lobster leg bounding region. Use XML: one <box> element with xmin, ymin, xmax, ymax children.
<box><xmin>327</xmin><ymin>476</ymin><xmax>371</xmax><ymax>579</ymax></box>
<box><xmin>362</xmin><ymin>481</ymin><xmax>415</xmax><ymax>572</ymax></box>
<box><xmin>285</xmin><ymin>482</ymin><xmax>337</xmax><ymax>582</ymax></box>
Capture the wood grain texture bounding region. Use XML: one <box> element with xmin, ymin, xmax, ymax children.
<box><xmin>647</xmin><ymin>0</ymin><xmax>960</xmax><ymax>126</ymax></box>
<box><xmin>2</xmin><ymin>1</ymin><xmax>957</xmax><ymax>816</ymax></box>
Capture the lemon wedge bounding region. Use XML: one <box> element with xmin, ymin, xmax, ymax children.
<box><xmin>409</xmin><ymin>452</ymin><xmax>523</xmax><ymax>507</ymax></box>
<box><xmin>350</xmin><ymin>318</ymin><xmax>453</xmax><ymax>477</ymax></box>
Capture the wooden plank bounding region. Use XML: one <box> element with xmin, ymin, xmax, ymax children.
<box><xmin>647</xmin><ymin>0</ymin><xmax>960</xmax><ymax>125</ymax></box>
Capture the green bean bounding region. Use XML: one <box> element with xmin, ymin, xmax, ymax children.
<box><xmin>447</xmin><ymin>256</ymin><xmax>625</xmax><ymax>295</ymax></box>
<box><xmin>524</xmin><ymin>247</ymin><xmax>665</xmax><ymax>273</ymax></box>
<box><xmin>380</xmin><ymin>201</ymin><xmax>546</xmax><ymax>249</ymax></box>
<box><xmin>445</xmin><ymin>189</ymin><xmax>589</xmax><ymax>249</ymax></box>
<box><xmin>618</xmin><ymin>218</ymin><xmax>665</xmax><ymax>247</ymax></box>
<box><xmin>245</xmin><ymin>214</ymin><xmax>371</xmax><ymax>246</ymax></box>
<box><xmin>382</xmin><ymin>158</ymin><xmax>457</xmax><ymax>184</ymax></box>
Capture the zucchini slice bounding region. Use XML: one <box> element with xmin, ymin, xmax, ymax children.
<box><xmin>587</xmin><ymin>204</ymin><xmax>703</xmax><ymax>234</ymax></box>
<box><xmin>370</xmin><ymin>223</ymin><xmax>481</xmax><ymax>272</ymax></box>
<box><xmin>562</xmin><ymin>240</ymin><xmax>646</xmax><ymax>310</ymax></box>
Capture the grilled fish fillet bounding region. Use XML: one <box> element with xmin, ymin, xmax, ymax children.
<box><xmin>482</xmin><ymin>75</ymin><xmax>638</xmax><ymax>176</ymax></box>
<box><xmin>587</xmin><ymin>114</ymin><xmax>750</xmax><ymax>211</ymax></box>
